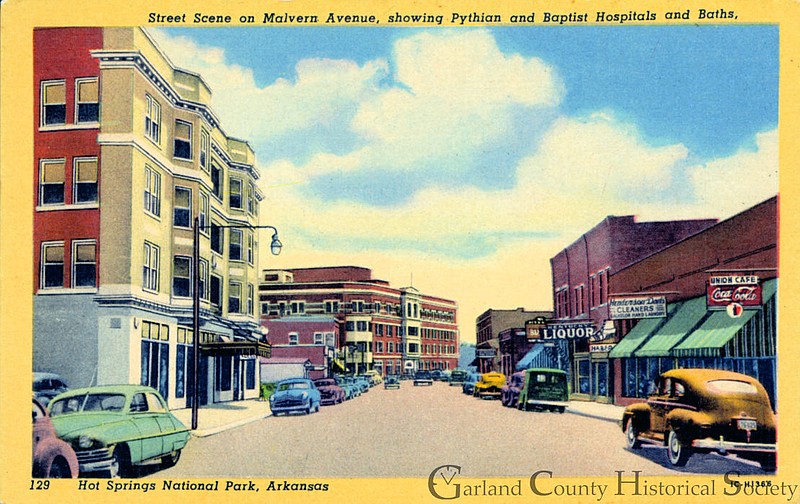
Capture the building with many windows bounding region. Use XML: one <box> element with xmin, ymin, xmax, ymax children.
<box><xmin>475</xmin><ymin>308</ymin><xmax>552</xmax><ymax>373</ymax></box>
<box><xmin>259</xmin><ymin>266</ymin><xmax>459</xmax><ymax>376</ymax></box>
<box><xmin>33</xmin><ymin>27</ymin><xmax>267</xmax><ymax>408</ymax></box>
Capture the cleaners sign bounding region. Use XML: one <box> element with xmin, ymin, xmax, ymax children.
<box><xmin>609</xmin><ymin>297</ymin><xmax>667</xmax><ymax>320</ymax></box>
<box><xmin>707</xmin><ymin>276</ymin><xmax>762</xmax><ymax>310</ymax></box>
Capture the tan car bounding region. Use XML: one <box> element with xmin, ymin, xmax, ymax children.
<box><xmin>473</xmin><ymin>372</ymin><xmax>506</xmax><ymax>399</ymax></box>
<box><xmin>622</xmin><ymin>368</ymin><xmax>777</xmax><ymax>471</ymax></box>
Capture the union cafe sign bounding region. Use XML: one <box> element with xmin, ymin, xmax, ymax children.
<box><xmin>707</xmin><ymin>275</ymin><xmax>762</xmax><ymax>310</ymax></box>
<box><xmin>540</xmin><ymin>322</ymin><xmax>595</xmax><ymax>340</ymax></box>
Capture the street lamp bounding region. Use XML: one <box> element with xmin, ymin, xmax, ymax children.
<box><xmin>192</xmin><ymin>217</ymin><xmax>282</xmax><ymax>430</ymax></box>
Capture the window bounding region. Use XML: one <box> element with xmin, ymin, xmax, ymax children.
<box><xmin>173</xmin><ymin>256</ymin><xmax>191</xmax><ymax>297</ymax></box>
<box><xmin>290</xmin><ymin>301</ymin><xmax>305</xmax><ymax>314</ymax></box>
<box><xmin>289</xmin><ymin>333</ymin><xmax>298</xmax><ymax>345</ymax></box>
<box><xmin>173</xmin><ymin>186</ymin><xmax>191</xmax><ymax>228</ymax></box>
<box><xmin>143</xmin><ymin>242</ymin><xmax>160</xmax><ymax>292</ymax></box>
<box><xmin>389</xmin><ymin>342</ymin><xmax>394</xmax><ymax>353</ymax></box>
<box><xmin>144</xmin><ymin>166</ymin><xmax>161</xmax><ymax>217</ymax></box>
<box><xmin>229</xmin><ymin>178</ymin><xmax>243</xmax><ymax>209</ymax></box>
<box><xmin>211</xmin><ymin>163</ymin><xmax>223</xmax><ymax>199</ymax></box>
<box><xmin>144</xmin><ymin>94</ymin><xmax>161</xmax><ymax>143</ymax></box>
<box><xmin>352</xmin><ymin>300</ymin><xmax>364</xmax><ymax>313</ymax></box>
<box><xmin>325</xmin><ymin>301</ymin><xmax>339</xmax><ymax>313</ymax></box>
<box><xmin>356</xmin><ymin>321</ymin><xmax>368</xmax><ymax>331</ymax></box>
<box><xmin>41</xmin><ymin>242</ymin><xmax>64</xmax><ymax>288</ymax></box>
<box><xmin>174</xmin><ymin>120</ymin><xmax>192</xmax><ymax>160</ymax></box>
<box><xmin>41</xmin><ymin>80</ymin><xmax>66</xmax><ymax>126</ymax></box>
<box><xmin>199</xmin><ymin>259</ymin><xmax>209</xmax><ymax>300</ymax></box>
<box><xmin>200</xmin><ymin>130</ymin><xmax>209</xmax><ymax>171</ymax></box>
<box><xmin>247</xmin><ymin>232</ymin><xmax>254</xmax><ymax>264</ymax></box>
<box><xmin>199</xmin><ymin>192</ymin><xmax>209</xmax><ymax>235</ymax></box>
<box><xmin>141</xmin><ymin>321</ymin><xmax>169</xmax><ymax>401</ymax></box>
<box><xmin>314</xmin><ymin>333</ymin><xmax>323</xmax><ymax>345</ymax></box>
<box><xmin>75</xmin><ymin>78</ymin><xmax>99</xmax><ymax>123</ymax></box>
<box><xmin>229</xmin><ymin>229</ymin><xmax>242</xmax><ymax>261</ymax></box>
<box><xmin>248</xmin><ymin>182</ymin><xmax>256</xmax><ymax>214</ymax></box>
<box><xmin>210</xmin><ymin>274</ymin><xmax>222</xmax><ymax>307</ymax></box>
<box><xmin>247</xmin><ymin>284</ymin><xmax>254</xmax><ymax>316</ymax></box>
<box><xmin>211</xmin><ymin>222</ymin><xmax>223</xmax><ymax>254</ymax></box>
<box><xmin>377</xmin><ymin>341</ymin><xmax>384</xmax><ymax>353</ymax></box>
<box><xmin>73</xmin><ymin>157</ymin><xmax>98</xmax><ymax>203</ymax></box>
<box><xmin>229</xmin><ymin>282</ymin><xmax>241</xmax><ymax>313</ymax></box>
<box><xmin>39</xmin><ymin>159</ymin><xmax>65</xmax><ymax>205</ymax></box>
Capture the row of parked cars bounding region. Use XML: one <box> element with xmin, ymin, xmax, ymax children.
<box><xmin>459</xmin><ymin>369</ymin><xmax>569</xmax><ymax>412</ymax></box>
<box><xmin>269</xmin><ymin>370</ymin><xmax>388</xmax><ymax>416</ymax></box>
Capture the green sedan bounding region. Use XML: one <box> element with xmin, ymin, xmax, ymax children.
<box><xmin>48</xmin><ymin>384</ymin><xmax>190</xmax><ymax>477</ymax></box>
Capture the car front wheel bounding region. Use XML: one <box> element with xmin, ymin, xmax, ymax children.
<box><xmin>161</xmin><ymin>450</ymin><xmax>181</xmax><ymax>469</ymax></box>
<box><xmin>47</xmin><ymin>457</ymin><xmax>72</xmax><ymax>478</ymax></box>
<box><xmin>625</xmin><ymin>419</ymin><xmax>641</xmax><ymax>449</ymax></box>
<box><xmin>109</xmin><ymin>445</ymin><xmax>131</xmax><ymax>478</ymax></box>
<box><xmin>666</xmin><ymin>429</ymin><xmax>692</xmax><ymax>466</ymax></box>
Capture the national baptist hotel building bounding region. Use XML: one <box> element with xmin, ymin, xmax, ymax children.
<box><xmin>33</xmin><ymin>27</ymin><xmax>268</xmax><ymax>408</ymax></box>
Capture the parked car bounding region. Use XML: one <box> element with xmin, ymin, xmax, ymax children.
<box><xmin>32</xmin><ymin>398</ymin><xmax>78</xmax><ymax>478</ymax></box>
<box><xmin>33</xmin><ymin>372</ymin><xmax>69</xmax><ymax>407</ymax></box>
<box><xmin>365</xmin><ymin>370</ymin><xmax>383</xmax><ymax>385</ymax></box>
<box><xmin>431</xmin><ymin>370</ymin><xmax>444</xmax><ymax>381</ymax></box>
<box><xmin>270</xmin><ymin>378</ymin><xmax>321</xmax><ymax>416</ymax></box>
<box><xmin>441</xmin><ymin>370</ymin><xmax>452</xmax><ymax>382</ymax></box>
<box><xmin>48</xmin><ymin>385</ymin><xmax>189</xmax><ymax>477</ymax></box>
<box><xmin>622</xmin><ymin>368</ymin><xmax>777</xmax><ymax>471</ymax></box>
<box><xmin>334</xmin><ymin>376</ymin><xmax>357</xmax><ymax>400</ymax></box>
<box><xmin>449</xmin><ymin>369</ymin><xmax>469</xmax><ymax>387</ymax></box>
<box><xmin>384</xmin><ymin>375</ymin><xmax>401</xmax><ymax>390</ymax></box>
<box><xmin>501</xmin><ymin>371</ymin><xmax>526</xmax><ymax>408</ymax></box>
<box><xmin>473</xmin><ymin>372</ymin><xmax>506</xmax><ymax>399</ymax></box>
<box><xmin>462</xmin><ymin>372</ymin><xmax>481</xmax><ymax>395</ymax></box>
<box><xmin>313</xmin><ymin>378</ymin><xmax>345</xmax><ymax>405</ymax></box>
<box><xmin>517</xmin><ymin>368</ymin><xmax>569</xmax><ymax>413</ymax></box>
<box><xmin>413</xmin><ymin>370</ymin><xmax>433</xmax><ymax>386</ymax></box>
<box><xmin>354</xmin><ymin>376</ymin><xmax>371</xmax><ymax>392</ymax></box>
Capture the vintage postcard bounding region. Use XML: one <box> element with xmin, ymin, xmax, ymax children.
<box><xmin>2</xmin><ymin>0</ymin><xmax>799</xmax><ymax>502</ymax></box>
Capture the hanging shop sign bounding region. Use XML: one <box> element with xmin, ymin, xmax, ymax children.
<box><xmin>590</xmin><ymin>343</ymin><xmax>616</xmax><ymax>353</ymax></box>
<box><xmin>541</xmin><ymin>323</ymin><xmax>594</xmax><ymax>340</ymax></box>
<box><xmin>477</xmin><ymin>348</ymin><xmax>497</xmax><ymax>358</ymax></box>
<box><xmin>707</xmin><ymin>276</ymin><xmax>761</xmax><ymax>310</ymax></box>
<box><xmin>609</xmin><ymin>296</ymin><xmax>667</xmax><ymax>319</ymax></box>
<box><xmin>526</xmin><ymin>317</ymin><xmax>549</xmax><ymax>341</ymax></box>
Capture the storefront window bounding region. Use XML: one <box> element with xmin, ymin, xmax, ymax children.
<box><xmin>577</xmin><ymin>359</ymin><xmax>590</xmax><ymax>394</ymax></box>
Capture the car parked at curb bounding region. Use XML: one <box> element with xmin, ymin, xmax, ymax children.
<box><xmin>431</xmin><ymin>370</ymin><xmax>444</xmax><ymax>381</ymax></box>
<box><xmin>365</xmin><ymin>370</ymin><xmax>383</xmax><ymax>385</ymax></box>
<box><xmin>622</xmin><ymin>368</ymin><xmax>777</xmax><ymax>471</ymax></box>
<box><xmin>384</xmin><ymin>375</ymin><xmax>401</xmax><ymax>390</ymax></box>
<box><xmin>334</xmin><ymin>376</ymin><xmax>357</xmax><ymax>400</ymax></box>
<box><xmin>473</xmin><ymin>372</ymin><xmax>506</xmax><ymax>399</ymax></box>
<box><xmin>449</xmin><ymin>369</ymin><xmax>468</xmax><ymax>387</ymax></box>
<box><xmin>33</xmin><ymin>372</ymin><xmax>69</xmax><ymax>407</ymax></box>
<box><xmin>517</xmin><ymin>368</ymin><xmax>568</xmax><ymax>413</ymax></box>
<box><xmin>33</xmin><ymin>398</ymin><xmax>79</xmax><ymax>478</ymax></box>
<box><xmin>48</xmin><ymin>385</ymin><xmax>189</xmax><ymax>478</ymax></box>
<box><xmin>462</xmin><ymin>372</ymin><xmax>481</xmax><ymax>395</ymax></box>
<box><xmin>501</xmin><ymin>371</ymin><xmax>526</xmax><ymax>408</ymax></box>
<box><xmin>413</xmin><ymin>370</ymin><xmax>433</xmax><ymax>386</ymax></box>
<box><xmin>313</xmin><ymin>378</ymin><xmax>345</xmax><ymax>405</ymax></box>
<box><xmin>270</xmin><ymin>378</ymin><xmax>321</xmax><ymax>416</ymax></box>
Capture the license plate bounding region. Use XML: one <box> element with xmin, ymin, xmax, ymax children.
<box><xmin>737</xmin><ymin>419</ymin><xmax>758</xmax><ymax>430</ymax></box>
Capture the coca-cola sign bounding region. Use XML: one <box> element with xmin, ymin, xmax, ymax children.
<box><xmin>707</xmin><ymin>280</ymin><xmax>762</xmax><ymax>310</ymax></box>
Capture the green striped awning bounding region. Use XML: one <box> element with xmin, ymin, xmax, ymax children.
<box><xmin>635</xmin><ymin>296</ymin><xmax>708</xmax><ymax>357</ymax></box>
<box><xmin>609</xmin><ymin>304</ymin><xmax>675</xmax><ymax>358</ymax></box>
<box><xmin>672</xmin><ymin>309</ymin><xmax>758</xmax><ymax>357</ymax></box>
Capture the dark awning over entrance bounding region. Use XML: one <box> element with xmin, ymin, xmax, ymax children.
<box><xmin>200</xmin><ymin>340</ymin><xmax>271</xmax><ymax>358</ymax></box>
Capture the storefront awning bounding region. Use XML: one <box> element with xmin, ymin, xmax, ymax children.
<box><xmin>516</xmin><ymin>345</ymin><xmax>545</xmax><ymax>371</ymax></box>
<box><xmin>634</xmin><ymin>296</ymin><xmax>708</xmax><ymax>358</ymax></box>
<box><xmin>200</xmin><ymin>340</ymin><xmax>271</xmax><ymax>358</ymax></box>
<box><xmin>332</xmin><ymin>358</ymin><xmax>346</xmax><ymax>373</ymax></box>
<box><xmin>608</xmin><ymin>315</ymin><xmax>664</xmax><ymax>359</ymax></box>
<box><xmin>672</xmin><ymin>309</ymin><xmax>758</xmax><ymax>357</ymax></box>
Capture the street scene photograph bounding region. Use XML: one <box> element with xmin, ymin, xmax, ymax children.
<box><xmin>25</xmin><ymin>19</ymin><xmax>783</xmax><ymax>486</ymax></box>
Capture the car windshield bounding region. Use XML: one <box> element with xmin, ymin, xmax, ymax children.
<box><xmin>278</xmin><ymin>382</ymin><xmax>309</xmax><ymax>391</ymax></box>
<box><xmin>707</xmin><ymin>379</ymin><xmax>758</xmax><ymax>394</ymax></box>
<box><xmin>314</xmin><ymin>380</ymin><xmax>335</xmax><ymax>387</ymax></box>
<box><xmin>49</xmin><ymin>393</ymin><xmax>126</xmax><ymax>416</ymax></box>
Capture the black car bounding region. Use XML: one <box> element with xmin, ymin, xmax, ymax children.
<box><xmin>413</xmin><ymin>370</ymin><xmax>433</xmax><ymax>386</ymax></box>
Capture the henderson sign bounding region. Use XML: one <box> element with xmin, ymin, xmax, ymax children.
<box><xmin>609</xmin><ymin>296</ymin><xmax>667</xmax><ymax>319</ymax></box>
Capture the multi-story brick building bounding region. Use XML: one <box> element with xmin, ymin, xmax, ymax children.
<box><xmin>33</xmin><ymin>27</ymin><xmax>267</xmax><ymax>408</ymax></box>
<box><xmin>261</xmin><ymin>316</ymin><xmax>340</xmax><ymax>380</ymax></box>
<box><xmin>550</xmin><ymin>215</ymin><xmax>717</xmax><ymax>402</ymax></box>
<box><xmin>259</xmin><ymin>266</ymin><xmax>459</xmax><ymax>376</ymax></box>
<box><xmin>475</xmin><ymin>308</ymin><xmax>552</xmax><ymax>374</ymax></box>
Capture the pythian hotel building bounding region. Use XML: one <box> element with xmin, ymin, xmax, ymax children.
<box><xmin>33</xmin><ymin>27</ymin><xmax>269</xmax><ymax>408</ymax></box>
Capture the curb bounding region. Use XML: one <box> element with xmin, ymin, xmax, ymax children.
<box><xmin>189</xmin><ymin>412</ymin><xmax>272</xmax><ymax>438</ymax></box>
<box><xmin>566</xmin><ymin>408</ymin><xmax>622</xmax><ymax>424</ymax></box>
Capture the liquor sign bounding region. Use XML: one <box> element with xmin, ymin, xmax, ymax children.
<box><xmin>541</xmin><ymin>323</ymin><xmax>595</xmax><ymax>340</ymax></box>
<box><xmin>707</xmin><ymin>276</ymin><xmax>762</xmax><ymax>310</ymax></box>
<box><xmin>609</xmin><ymin>297</ymin><xmax>667</xmax><ymax>319</ymax></box>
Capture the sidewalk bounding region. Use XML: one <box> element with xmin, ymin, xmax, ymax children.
<box><xmin>566</xmin><ymin>400</ymin><xmax>625</xmax><ymax>424</ymax></box>
<box><xmin>172</xmin><ymin>399</ymin><xmax>272</xmax><ymax>438</ymax></box>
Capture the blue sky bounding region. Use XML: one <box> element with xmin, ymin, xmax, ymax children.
<box><xmin>152</xmin><ymin>26</ymin><xmax>779</xmax><ymax>330</ymax></box>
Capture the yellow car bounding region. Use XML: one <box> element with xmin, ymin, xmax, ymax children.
<box><xmin>473</xmin><ymin>372</ymin><xmax>506</xmax><ymax>399</ymax></box>
<box><xmin>364</xmin><ymin>370</ymin><xmax>383</xmax><ymax>385</ymax></box>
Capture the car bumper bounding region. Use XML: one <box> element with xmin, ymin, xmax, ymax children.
<box><xmin>75</xmin><ymin>447</ymin><xmax>115</xmax><ymax>474</ymax></box>
<box><xmin>414</xmin><ymin>380</ymin><xmax>433</xmax><ymax>385</ymax></box>
<box><xmin>525</xmin><ymin>399</ymin><xmax>568</xmax><ymax>407</ymax></box>
<box><xmin>692</xmin><ymin>437</ymin><xmax>777</xmax><ymax>454</ymax></box>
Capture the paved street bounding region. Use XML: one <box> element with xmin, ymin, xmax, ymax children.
<box><xmin>159</xmin><ymin>382</ymin><xmax>766</xmax><ymax>478</ymax></box>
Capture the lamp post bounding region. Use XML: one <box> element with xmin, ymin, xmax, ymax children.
<box><xmin>191</xmin><ymin>217</ymin><xmax>282</xmax><ymax>430</ymax></box>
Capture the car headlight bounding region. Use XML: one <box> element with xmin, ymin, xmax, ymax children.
<box><xmin>78</xmin><ymin>435</ymin><xmax>95</xmax><ymax>449</ymax></box>
<box><xmin>301</xmin><ymin>392</ymin><xmax>308</xmax><ymax>399</ymax></box>
<box><xmin>269</xmin><ymin>395</ymin><xmax>275</xmax><ymax>402</ymax></box>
